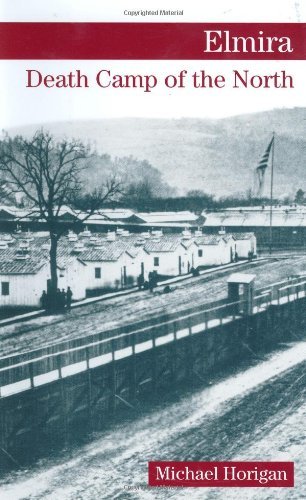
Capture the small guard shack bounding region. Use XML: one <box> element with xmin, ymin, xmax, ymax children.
<box><xmin>227</xmin><ymin>273</ymin><xmax>256</xmax><ymax>315</ymax></box>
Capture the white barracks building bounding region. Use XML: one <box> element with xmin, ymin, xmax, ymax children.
<box><xmin>0</xmin><ymin>229</ymin><xmax>256</xmax><ymax>309</ymax></box>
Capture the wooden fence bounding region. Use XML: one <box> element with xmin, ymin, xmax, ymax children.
<box><xmin>0</xmin><ymin>277</ymin><xmax>305</xmax><ymax>398</ymax></box>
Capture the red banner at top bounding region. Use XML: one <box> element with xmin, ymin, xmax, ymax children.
<box><xmin>0</xmin><ymin>23</ymin><xmax>305</xmax><ymax>60</ymax></box>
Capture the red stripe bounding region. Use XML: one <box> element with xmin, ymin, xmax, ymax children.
<box><xmin>0</xmin><ymin>23</ymin><xmax>305</xmax><ymax>59</ymax></box>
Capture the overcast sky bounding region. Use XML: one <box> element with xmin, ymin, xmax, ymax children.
<box><xmin>0</xmin><ymin>1</ymin><xmax>305</xmax><ymax>129</ymax></box>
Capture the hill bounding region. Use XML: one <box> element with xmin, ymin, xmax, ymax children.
<box><xmin>9</xmin><ymin>107</ymin><xmax>306</xmax><ymax>198</ymax></box>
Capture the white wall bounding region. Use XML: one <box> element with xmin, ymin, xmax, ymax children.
<box><xmin>125</xmin><ymin>247</ymin><xmax>150</xmax><ymax>282</ymax></box>
<box><xmin>57</xmin><ymin>260</ymin><xmax>88</xmax><ymax>300</ymax></box>
<box><xmin>149</xmin><ymin>244</ymin><xmax>195</xmax><ymax>277</ymax></box>
<box><xmin>83</xmin><ymin>252</ymin><xmax>138</xmax><ymax>291</ymax></box>
<box><xmin>0</xmin><ymin>265</ymin><xmax>49</xmax><ymax>307</ymax></box>
<box><xmin>235</xmin><ymin>236</ymin><xmax>257</xmax><ymax>258</ymax></box>
<box><xmin>224</xmin><ymin>237</ymin><xmax>236</xmax><ymax>262</ymax></box>
<box><xmin>195</xmin><ymin>241</ymin><xmax>231</xmax><ymax>267</ymax></box>
<box><xmin>0</xmin><ymin>260</ymin><xmax>90</xmax><ymax>307</ymax></box>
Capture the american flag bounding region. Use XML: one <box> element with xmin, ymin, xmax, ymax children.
<box><xmin>256</xmin><ymin>136</ymin><xmax>274</xmax><ymax>173</ymax></box>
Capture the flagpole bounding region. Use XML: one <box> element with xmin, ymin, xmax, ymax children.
<box><xmin>269</xmin><ymin>132</ymin><xmax>275</xmax><ymax>255</ymax></box>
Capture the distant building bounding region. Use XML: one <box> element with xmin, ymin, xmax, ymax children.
<box><xmin>100</xmin><ymin>208</ymin><xmax>135</xmax><ymax>221</ymax></box>
<box><xmin>203</xmin><ymin>205</ymin><xmax>306</xmax><ymax>249</ymax></box>
<box><xmin>0</xmin><ymin>206</ymin><xmax>203</xmax><ymax>234</ymax></box>
<box><xmin>123</xmin><ymin>211</ymin><xmax>203</xmax><ymax>232</ymax></box>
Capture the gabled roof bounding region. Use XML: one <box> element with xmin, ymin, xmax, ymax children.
<box><xmin>100</xmin><ymin>209</ymin><xmax>135</xmax><ymax>220</ymax></box>
<box><xmin>130</xmin><ymin>211</ymin><xmax>199</xmax><ymax>224</ymax></box>
<box><xmin>231</xmin><ymin>232</ymin><xmax>256</xmax><ymax>240</ymax></box>
<box><xmin>204</xmin><ymin>211</ymin><xmax>306</xmax><ymax>228</ymax></box>
<box><xmin>181</xmin><ymin>238</ymin><xmax>198</xmax><ymax>249</ymax></box>
<box><xmin>222</xmin><ymin>234</ymin><xmax>235</xmax><ymax>242</ymax></box>
<box><xmin>57</xmin><ymin>257</ymin><xmax>87</xmax><ymax>269</ymax></box>
<box><xmin>80</xmin><ymin>246</ymin><xmax>128</xmax><ymax>262</ymax></box>
<box><xmin>0</xmin><ymin>259</ymin><xmax>46</xmax><ymax>275</ymax></box>
<box><xmin>195</xmin><ymin>235</ymin><xmax>225</xmax><ymax>246</ymax></box>
<box><xmin>0</xmin><ymin>206</ymin><xmax>16</xmax><ymax>220</ymax></box>
<box><xmin>144</xmin><ymin>237</ymin><xmax>183</xmax><ymax>253</ymax></box>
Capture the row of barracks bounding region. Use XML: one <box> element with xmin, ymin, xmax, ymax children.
<box><xmin>0</xmin><ymin>228</ymin><xmax>256</xmax><ymax>309</ymax></box>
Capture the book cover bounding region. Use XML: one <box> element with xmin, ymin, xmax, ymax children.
<box><xmin>0</xmin><ymin>1</ymin><xmax>305</xmax><ymax>498</ymax></box>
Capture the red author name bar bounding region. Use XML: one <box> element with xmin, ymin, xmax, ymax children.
<box><xmin>0</xmin><ymin>23</ymin><xmax>306</xmax><ymax>60</ymax></box>
<box><xmin>148</xmin><ymin>461</ymin><xmax>294</xmax><ymax>487</ymax></box>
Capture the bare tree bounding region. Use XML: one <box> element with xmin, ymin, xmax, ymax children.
<box><xmin>0</xmin><ymin>130</ymin><xmax>121</xmax><ymax>302</ymax></box>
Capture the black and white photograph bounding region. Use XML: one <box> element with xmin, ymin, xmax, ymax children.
<box><xmin>0</xmin><ymin>1</ymin><xmax>305</xmax><ymax>498</ymax></box>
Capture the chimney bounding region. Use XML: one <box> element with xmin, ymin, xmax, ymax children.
<box><xmin>141</xmin><ymin>231</ymin><xmax>151</xmax><ymax>239</ymax></box>
<box><xmin>89</xmin><ymin>235</ymin><xmax>98</xmax><ymax>245</ymax></box>
<box><xmin>0</xmin><ymin>240</ymin><xmax>8</xmax><ymax>249</ymax></box>
<box><xmin>106</xmin><ymin>231</ymin><xmax>116</xmax><ymax>241</ymax></box>
<box><xmin>19</xmin><ymin>240</ymin><xmax>30</xmax><ymax>251</ymax></box>
<box><xmin>135</xmin><ymin>237</ymin><xmax>145</xmax><ymax>246</ymax></box>
<box><xmin>81</xmin><ymin>226</ymin><xmax>91</xmax><ymax>238</ymax></box>
<box><xmin>73</xmin><ymin>241</ymin><xmax>85</xmax><ymax>253</ymax></box>
<box><xmin>182</xmin><ymin>229</ymin><xmax>192</xmax><ymax>240</ymax></box>
<box><xmin>68</xmin><ymin>230</ymin><xmax>78</xmax><ymax>242</ymax></box>
<box><xmin>151</xmin><ymin>230</ymin><xmax>163</xmax><ymax>238</ymax></box>
<box><xmin>15</xmin><ymin>240</ymin><xmax>30</xmax><ymax>259</ymax></box>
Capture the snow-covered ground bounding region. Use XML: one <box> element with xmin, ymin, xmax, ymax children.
<box><xmin>0</xmin><ymin>341</ymin><xmax>305</xmax><ymax>500</ymax></box>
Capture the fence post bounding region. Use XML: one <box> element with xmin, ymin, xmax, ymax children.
<box><xmin>57</xmin><ymin>354</ymin><xmax>62</xmax><ymax>380</ymax></box>
<box><xmin>28</xmin><ymin>362</ymin><xmax>34</xmax><ymax>389</ymax></box>
<box><xmin>111</xmin><ymin>339</ymin><xmax>116</xmax><ymax>414</ymax></box>
<box><xmin>57</xmin><ymin>354</ymin><xmax>68</xmax><ymax>446</ymax></box>
<box><xmin>203</xmin><ymin>311</ymin><xmax>208</xmax><ymax>330</ymax></box>
<box><xmin>86</xmin><ymin>347</ymin><xmax>92</xmax><ymax>432</ymax></box>
<box><xmin>188</xmin><ymin>316</ymin><xmax>192</xmax><ymax>336</ymax></box>
<box><xmin>131</xmin><ymin>333</ymin><xmax>137</xmax><ymax>402</ymax></box>
<box><xmin>220</xmin><ymin>311</ymin><xmax>223</xmax><ymax>325</ymax></box>
<box><xmin>172</xmin><ymin>321</ymin><xmax>178</xmax><ymax>383</ymax></box>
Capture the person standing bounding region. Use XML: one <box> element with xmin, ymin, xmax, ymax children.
<box><xmin>66</xmin><ymin>286</ymin><xmax>73</xmax><ymax>311</ymax></box>
<box><xmin>60</xmin><ymin>289</ymin><xmax>66</xmax><ymax>311</ymax></box>
<box><xmin>55</xmin><ymin>288</ymin><xmax>62</xmax><ymax>312</ymax></box>
<box><xmin>40</xmin><ymin>290</ymin><xmax>47</xmax><ymax>310</ymax></box>
<box><xmin>137</xmin><ymin>273</ymin><xmax>144</xmax><ymax>290</ymax></box>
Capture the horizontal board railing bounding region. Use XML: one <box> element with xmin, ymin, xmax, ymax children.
<box><xmin>0</xmin><ymin>278</ymin><xmax>305</xmax><ymax>395</ymax></box>
<box><xmin>0</xmin><ymin>295</ymin><xmax>232</xmax><ymax>370</ymax></box>
<box><xmin>0</xmin><ymin>298</ymin><xmax>249</xmax><ymax>390</ymax></box>
<box><xmin>0</xmin><ymin>258</ymin><xmax>274</xmax><ymax>369</ymax></box>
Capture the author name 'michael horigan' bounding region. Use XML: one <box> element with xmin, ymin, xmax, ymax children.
<box><xmin>155</xmin><ymin>465</ymin><xmax>289</xmax><ymax>485</ymax></box>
